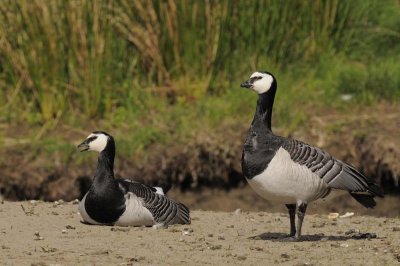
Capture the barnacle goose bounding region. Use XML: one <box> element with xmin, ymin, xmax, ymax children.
<box><xmin>240</xmin><ymin>71</ymin><xmax>383</xmax><ymax>240</ymax></box>
<box><xmin>77</xmin><ymin>131</ymin><xmax>191</xmax><ymax>226</ymax></box>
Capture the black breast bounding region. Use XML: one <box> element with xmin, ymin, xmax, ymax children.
<box><xmin>241</xmin><ymin>126</ymin><xmax>283</xmax><ymax>179</ymax></box>
<box><xmin>85</xmin><ymin>180</ymin><xmax>126</xmax><ymax>224</ymax></box>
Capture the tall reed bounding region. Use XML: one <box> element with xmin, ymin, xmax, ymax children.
<box><xmin>0</xmin><ymin>0</ymin><xmax>397</xmax><ymax>124</ymax></box>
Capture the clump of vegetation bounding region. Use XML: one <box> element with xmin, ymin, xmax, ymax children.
<box><xmin>0</xmin><ymin>0</ymin><xmax>399</xmax><ymax>152</ymax></box>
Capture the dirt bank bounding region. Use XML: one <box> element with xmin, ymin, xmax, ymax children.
<box><xmin>0</xmin><ymin>201</ymin><xmax>399</xmax><ymax>265</ymax></box>
<box><xmin>0</xmin><ymin>104</ymin><xmax>399</xmax><ymax>211</ymax></box>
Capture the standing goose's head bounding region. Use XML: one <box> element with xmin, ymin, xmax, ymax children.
<box><xmin>240</xmin><ymin>71</ymin><xmax>277</xmax><ymax>94</ymax></box>
<box><xmin>77</xmin><ymin>131</ymin><xmax>114</xmax><ymax>153</ymax></box>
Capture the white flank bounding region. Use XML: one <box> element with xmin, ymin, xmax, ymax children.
<box><xmin>79</xmin><ymin>193</ymin><xmax>103</xmax><ymax>225</ymax></box>
<box><xmin>115</xmin><ymin>192</ymin><xmax>155</xmax><ymax>226</ymax></box>
<box><xmin>246</xmin><ymin>148</ymin><xmax>329</xmax><ymax>204</ymax></box>
<box><xmin>87</xmin><ymin>133</ymin><xmax>108</xmax><ymax>152</ymax></box>
<box><xmin>250</xmin><ymin>72</ymin><xmax>274</xmax><ymax>94</ymax></box>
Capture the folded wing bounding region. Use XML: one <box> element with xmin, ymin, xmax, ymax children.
<box><xmin>118</xmin><ymin>180</ymin><xmax>190</xmax><ymax>225</ymax></box>
<box><xmin>282</xmin><ymin>139</ymin><xmax>383</xmax><ymax>207</ymax></box>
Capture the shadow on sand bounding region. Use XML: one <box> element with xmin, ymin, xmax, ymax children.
<box><xmin>249</xmin><ymin>232</ymin><xmax>375</xmax><ymax>242</ymax></box>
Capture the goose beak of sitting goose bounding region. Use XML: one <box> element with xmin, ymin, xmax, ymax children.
<box><xmin>240</xmin><ymin>79</ymin><xmax>253</xmax><ymax>89</ymax></box>
<box><xmin>77</xmin><ymin>139</ymin><xmax>90</xmax><ymax>152</ymax></box>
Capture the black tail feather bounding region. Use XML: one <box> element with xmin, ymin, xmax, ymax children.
<box><xmin>350</xmin><ymin>193</ymin><xmax>377</xmax><ymax>208</ymax></box>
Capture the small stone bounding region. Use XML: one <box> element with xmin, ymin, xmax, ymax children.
<box><xmin>281</xmin><ymin>253</ymin><xmax>290</xmax><ymax>259</ymax></box>
<box><xmin>328</xmin><ymin>213</ymin><xmax>339</xmax><ymax>219</ymax></box>
<box><xmin>234</xmin><ymin>209</ymin><xmax>241</xmax><ymax>215</ymax></box>
<box><xmin>250</xmin><ymin>246</ymin><xmax>263</xmax><ymax>251</ymax></box>
<box><xmin>340</xmin><ymin>212</ymin><xmax>354</xmax><ymax>218</ymax></box>
<box><xmin>71</xmin><ymin>199</ymin><xmax>79</xmax><ymax>205</ymax></box>
<box><xmin>51</xmin><ymin>211</ymin><xmax>59</xmax><ymax>216</ymax></box>
<box><xmin>345</xmin><ymin>229</ymin><xmax>360</xmax><ymax>235</ymax></box>
<box><xmin>340</xmin><ymin>243</ymin><xmax>349</xmax><ymax>248</ymax></box>
<box><xmin>129</xmin><ymin>256</ymin><xmax>145</xmax><ymax>262</ymax></box>
<box><xmin>218</xmin><ymin>235</ymin><xmax>225</xmax><ymax>240</ymax></box>
<box><xmin>392</xmin><ymin>226</ymin><xmax>400</xmax><ymax>232</ymax></box>
<box><xmin>182</xmin><ymin>228</ymin><xmax>193</xmax><ymax>236</ymax></box>
<box><xmin>237</xmin><ymin>255</ymin><xmax>247</xmax><ymax>261</ymax></box>
<box><xmin>208</xmin><ymin>244</ymin><xmax>222</xmax><ymax>250</ymax></box>
<box><xmin>66</xmin><ymin>225</ymin><xmax>75</xmax><ymax>230</ymax></box>
<box><xmin>110</xmin><ymin>227</ymin><xmax>130</xmax><ymax>232</ymax></box>
<box><xmin>153</xmin><ymin>223</ymin><xmax>168</xmax><ymax>229</ymax></box>
<box><xmin>61</xmin><ymin>230</ymin><xmax>67</xmax><ymax>234</ymax></box>
<box><xmin>207</xmin><ymin>233</ymin><xmax>214</xmax><ymax>237</ymax></box>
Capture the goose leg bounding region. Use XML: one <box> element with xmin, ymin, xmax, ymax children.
<box><xmin>285</xmin><ymin>204</ymin><xmax>296</xmax><ymax>237</ymax></box>
<box><xmin>296</xmin><ymin>203</ymin><xmax>308</xmax><ymax>240</ymax></box>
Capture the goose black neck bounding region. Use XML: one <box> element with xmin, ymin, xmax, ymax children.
<box><xmin>94</xmin><ymin>141</ymin><xmax>115</xmax><ymax>183</ymax></box>
<box><xmin>254</xmin><ymin>87</ymin><xmax>276</xmax><ymax>131</ymax></box>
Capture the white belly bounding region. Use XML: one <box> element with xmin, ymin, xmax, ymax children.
<box><xmin>115</xmin><ymin>193</ymin><xmax>155</xmax><ymax>226</ymax></box>
<box><xmin>246</xmin><ymin>148</ymin><xmax>329</xmax><ymax>204</ymax></box>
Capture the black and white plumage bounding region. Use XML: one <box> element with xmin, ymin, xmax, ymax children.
<box><xmin>77</xmin><ymin>131</ymin><xmax>190</xmax><ymax>227</ymax></box>
<box><xmin>240</xmin><ymin>71</ymin><xmax>383</xmax><ymax>240</ymax></box>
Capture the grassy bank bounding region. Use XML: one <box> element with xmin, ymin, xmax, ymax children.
<box><xmin>0</xmin><ymin>0</ymin><xmax>399</xmax><ymax>157</ymax></box>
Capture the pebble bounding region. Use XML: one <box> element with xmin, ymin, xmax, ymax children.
<box><xmin>34</xmin><ymin>231</ymin><xmax>44</xmax><ymax>240</ymax></box>
<box><xmin>208</xmin><ymin>244</ymin><xmax>222</xmax><ymax>250</ymax></box>
<box><xmin>340</xmin><ymin>212</ymin><xmax>354</xmax><ymax>218</ymax></box>
<box><xmin>281</xmin><ymin>253</ymin><xmax>290</xmax><ymax>259</ymax></box>
<box><xmin>340</xmin><ymin>243</ymin><xmax>349</xmax><ymax>248</ymax></box>
<box><xmin>218</xmin><ymin>235</ymin><xmax>225</xmax><ymax>240</ymax></box>
<box><xmin>182</xmin><ymin>228</ymin><xmax>193</xmax><ymax>236</ymax></box>
<box><xmin>392</xmin><ymin>226</ymin><xmax>400</xmax><ymax>232</ymax></box>
<box><xmin>250</xmin><ymin>246</ymin><xmax>263</xmax><ymax>251</ymax></box>
<box><xmin>345</xmin><ymin>229</ymin><xmax>360</xmax><ymax>235</ymax></box>
<box><xmin>110</xmin><ymin>227</ymin><xmax>130</xmax><ymax>232</ymax></box>
<box><xmin>153</xmin><ymin>223</ymin><xmax>168</xmax><ymax>229</ymax></box>
<box><xmin>328</xmin><ymin>213</ymin><xmax>339</xmax><ymax>219</ymax></box>
<box><xmin>234</xmin><ymin>209</ymin><xmax>241</xmax><ymax>215</ymax></box>
<box><xmin>71</xmin><ymin>199</ymin><xmax>80</xmax><ymax>205</ymax></box>
<box><xmin>237</xmin><ymin>255</ymin><xmax>247</xmax><ymax>261</ymax></box>
<box><xmin>61</xmin><ymin>230</ymin><xmax>67</xmax><ymax>234</ymax></box>
<box><xmin>66</xmin><ymin>225</ymin><xmax>76</xmax><ymax>230</ymax></box>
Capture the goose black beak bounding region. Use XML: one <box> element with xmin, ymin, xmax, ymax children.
<box><xmin>77</xmin><ymin>140</ymin><xmax>90</xmax><ymax>152</ymax></box>
<box><xmin>240</xmin><ymin>79</ymin><xmax>253</xmax><ymax>89</ymax></box>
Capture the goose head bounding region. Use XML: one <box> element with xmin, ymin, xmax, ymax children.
<box><xmin>77</xmin><ymin>131</ymin><xmax>114</xmax><ymax>153</ymax></box>
<box><xmin>240</xmin><ymin>71</ymin><xmax>276</xmax><ymax>94</ymax></box>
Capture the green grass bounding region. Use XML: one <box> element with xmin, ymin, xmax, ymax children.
<box><xmin>0</xmin><ymin>0</ymin><xmax>399</xmax><ymax>159</ymax></box>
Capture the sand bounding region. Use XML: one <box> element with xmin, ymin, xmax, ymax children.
<box><xmin>0</xmin><ymin>201</ymin><xmax>399</xmax><ymax>266</ymax></box>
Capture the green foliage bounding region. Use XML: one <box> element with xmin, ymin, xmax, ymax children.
<box><xmin>0</xmin><ymin>0</ymin><xmax>399</xmax><ymax>149</ymax></box>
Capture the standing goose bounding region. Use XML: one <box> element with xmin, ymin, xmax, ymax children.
<box><xmin>77</xmin><ymin>131</ymin><xmax>191</xmax><ymax>226</ymax></box>
<box><xmin>240</xmin><ymin>71</ymin><xmax>383</xmax><ymax>240</ymax></box>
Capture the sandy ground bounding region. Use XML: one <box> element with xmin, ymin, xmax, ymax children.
<box><xmin>0</xmin><ymin>201</ymin><xmax>399</xmax><ymax>266</ymax></box>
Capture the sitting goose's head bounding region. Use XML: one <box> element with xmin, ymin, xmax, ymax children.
<box><xmin>240</xmin><ymin>71</ymin><xmax>276</xmax><ymax>94</ymax></box>
<box><xmin>77</xmin><ymin>131</ymin><xmax>114</xmax><ymax>153</ymax></box>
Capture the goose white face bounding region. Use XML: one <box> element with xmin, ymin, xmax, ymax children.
<box><xmin>241</xmin><ymin>72</ymin><xmax>275</xmax><ymax>94</ymax></box>
<box><xmin>78</xmin><ymin>132</ymin><xmax>109</xmax><ymax>152</ymax></box>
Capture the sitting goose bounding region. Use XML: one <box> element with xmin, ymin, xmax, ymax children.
<box><xmin>77</xmin><ymin>131</ymin><xmax>191</xmax><ymax>226</ymax></box>
<box><xmin>240</xmin><ymin>71</ymin><xmax>383</xmax><ymax>240</ymax></box>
